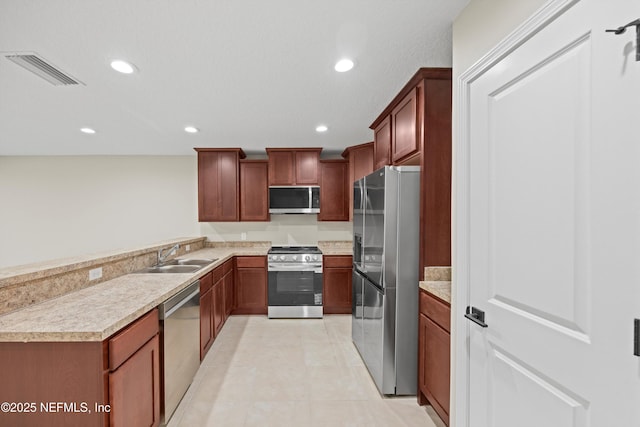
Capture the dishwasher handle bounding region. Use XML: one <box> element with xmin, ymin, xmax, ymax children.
<box><xmin>159</xmin><ymin>281</ymin><xmax>200</xmax><ymax>320</ymax></box>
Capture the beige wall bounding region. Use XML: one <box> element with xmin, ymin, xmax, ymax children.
<box><xmin>0</xmin><ymin>155</ymin><xmax>352</xmax><ymax>269</ymax></box>
<box><xmin>450</xmin><ymin>1</ymin><xmax>547</xmax><ymax>425</ymax></box>
<box><xmin>0</xmin><ymin>156</ymin><xmax>200</xmax><ymax>268</ymax></box>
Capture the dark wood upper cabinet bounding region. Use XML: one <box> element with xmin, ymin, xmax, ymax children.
<box><xmin>318</xmin><ymin>160</ymin><xmax>349</xmax><ymax>221</ymax></box>
<box><xmin>195</xmin><ymin>148</ymin><xmax>246</xmax><ymax>222</ymax></box>
<box><xmin>295</xmin><ymin>150</ymin><xmax>321</xmax><ymax>184</ymax></box>
<box><xmin>373</xmin><ymin>116</ymin><xmax>391</xmax><ymax>170</ymax></box>
<box><xmin>266</xmin><ymin>148</ymin><xmax>322</xmax><ymax>185</ymax></box>
<box><xmin>240</xmin><ymin>160</ymin><xmax>269</xmax><ymax>221</ymax></box>
<box><xmin>369</xmin><ymin>68</ymin><xmax>452</xmax><ymax>273</ymax></box>
<box><xmin>266</xmin><ymin>150</ymin><xmax>295</xmax><ymax>185</ymax></box>
<box><xmin>392</xmin><ymin>87</ymin><xmax>419</xmax><ymax>163</ymax></box>
<box><xmin>341</xmin><ymin>142</ymin><xmax>374</xmax><ymax>220</ymax></box>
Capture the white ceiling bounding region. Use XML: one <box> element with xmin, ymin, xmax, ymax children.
<box><xmin>0</xmin><ymin>0</ymin><xmax>468</xmax><ymax>156</ymax></box>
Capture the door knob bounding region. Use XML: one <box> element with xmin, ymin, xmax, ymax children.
<box><xmin>465</xmin><ymin>306</ymin><xmax>488</xmax><ymax>328</ymax></box>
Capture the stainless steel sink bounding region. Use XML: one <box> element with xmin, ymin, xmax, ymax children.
<box><xmin>133</xmin><ymin>258</ymin><xmax>217</xmax><ymax>274</ymax></box>
<box><xmin>162</xmin><ymin>258</ymin><xmax>217</xmax><ymax>267</ymax></box>
<box><xmin>135</xmin><ymin>265</ymin><xmax>202</xmax><ymax>274</ymax></box>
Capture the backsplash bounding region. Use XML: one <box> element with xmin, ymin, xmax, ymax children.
<box><xmin>200</xmin><ymin>215</ymin><xmax>352</xmax><ymax>245</ymax></box>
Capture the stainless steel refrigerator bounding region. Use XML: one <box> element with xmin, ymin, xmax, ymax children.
<box><xmin>352</xmin><ymin>165</ymin><xmax>420</xmax><ymax>395</ymax></box>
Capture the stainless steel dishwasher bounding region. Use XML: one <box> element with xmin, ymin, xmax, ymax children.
<box><xmin>158</xmin><ymin>280</ymin><xmax>200</xmax><ymax>426</ymax></box>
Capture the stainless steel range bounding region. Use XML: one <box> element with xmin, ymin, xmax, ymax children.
<box><xmin>267</xmin><ymin>246</ymin><xmax>323</xmax><ymax>318</ymax></box>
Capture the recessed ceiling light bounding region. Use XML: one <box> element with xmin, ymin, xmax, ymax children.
<box><xmin>80</xmin><ymin>127</ymin><xmax>96</xmax><ymax>134</ymax></box>
<box><xmin>334</xmin><ymin>59</ymin><xmax>354</xmax><ymax>73</ymax></box>
<box><xmin>110</xmin><ymin>60</ymin><xmax>136</xmax><ymax>74</ymax></box>
<box><xmin>184</xmin><ymin>126</ymin><xmax>199</xmax><ymax>133</ymax></box>
<box><xmin>315</xmin><ymin>125</ymin><xmax>328</xmax><ymax>133</ymax></box>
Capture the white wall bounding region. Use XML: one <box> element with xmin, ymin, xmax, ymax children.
<box><xmin>200</xmin><ymin>216</ymin><xmax>352</xmax><ymax>245</ymax></box>
<box><xmin>0</xmin><ymin>156</ymin><xmax>199</xmax><ymax>268</ymax></box>
<box><xmin>450</xmin><ymin>0</ymin><xmax>547</xmax><ymax>425</ymax></box>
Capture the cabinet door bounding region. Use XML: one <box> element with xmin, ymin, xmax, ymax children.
<box><xmin>295</xmin><ymin>150</ymin><xmax>320</xmax><ymax>185</ymax></box>
<box><xmin>224</xmin><ymin>270</ymin><xmax>234</xmax><ymax>317</ymax></box>
<box><xmin>352</xmin><ymin>144</ymin><xmax>374</xmax><ymax>182</ymax></box>
<box><xmin>109</xmin><ymin>335</ymin><xmax>160</xmax><ymax>427</ymax></box>
<box><xmin>373</xmin><ymin>116</ymin><xmax>391</xmax><ymax>169</ymax></box>
<box><xmin>235</xmin><ymin>268</ymin><xmax>267</xmax><ymax>314</ymax></box>
<box><xmin>213</xmin><ymin>279</ymin><xmax>225</xmax><ymax>336</ymax></box>
<box><xmin>268</xmin><ymin>150</ymin><xmax>295</xmax><ymax>185</ymax></box>
<box><xmin>423</xmin><ymin>314</ymin><xmax>450</xmax><ymax>425</ymax></box>
<box><xmin>322</xmin><ymin>266</ymin><xmax>352</xmax><ymax>314</ymax></box>
<box><xmin>200</xmin><ymin>289</ymin><xmax>213</xmax><ymax>359</ymax></box>
<box><xmin>319</xmin><ymin>160</ymin><xmax>349</xmax><ymax>221</ymax></box>
<box><xmin>217</xmin><ymin>151</ymin><xmax>240</xmax><ymax>221</ymax></box>
<box><xmin>240</xmin><ymin>161</ymin><xmax>269</xmax><ymax>221</ymax></box>
<box><xmin>391</xmin><ymin>87</ymin><xmax>419</xmax><ymax>163</ymax></box>
<box><xmin>197</xmin><ymin>150</ymin><xmax>241</xmax><ymax>222</ymax></box>
<box><xmin>197</xmin><ymin>151</ymin><xmax>220</xmax><ymax>221</ymax></box>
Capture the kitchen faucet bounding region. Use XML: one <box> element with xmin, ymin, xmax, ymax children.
<box><xmin>158</xmin><ymin>244</ymin><xmax>180</xmax><ymax>264</ymax></box>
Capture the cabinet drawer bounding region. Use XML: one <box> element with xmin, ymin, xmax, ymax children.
<box><xmin>420</xmin><ymin>290</ymin><xmax>450</xmax><ymax>333</ymax></box>
<box><xmin>223</xmin><ymin>258</ymin><xmax>233</xmax><ymax>275</ymax></box>
<box><xmin>212</xmin><ymin>265</ymin><xmax>224</xmax><ymax>283</ymax></box>
<box><xmin>235</xmin><ymin>256</ymin><xmax>266</xmax><ymax>268</ymax></box>
<box><xmin>323</xmin><ymin>255</ymin><xmax>353</xmax><ymax>268</ymax></box>
<box><xmin>109</xmin><ymin>309</ymin><xmax>159</xmax><ymax>371</ymax></box>
<box><xmin>200</xmin><ymin>271</ymin><xmax>213</xmax><ymax>294</ymax></box>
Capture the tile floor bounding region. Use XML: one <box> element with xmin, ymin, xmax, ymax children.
<box><xmin>167</xmin><ymin>315</ymin><xmax>446</xmax><ymax>427</ymax></box>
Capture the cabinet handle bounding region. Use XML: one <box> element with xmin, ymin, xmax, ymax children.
<box><xmin>465</xmin><ymin>306</ymin><xmax>488</xmax><ymax>328</ymax></box>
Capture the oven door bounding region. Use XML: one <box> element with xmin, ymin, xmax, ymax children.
<box><xmin>268</xmin><ymin>267</ymin><xmax>323</xmax><ymax>307</ymax></box>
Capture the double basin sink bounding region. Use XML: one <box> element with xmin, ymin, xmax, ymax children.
<box><xmin>135</xmin><ymin>258</ymin><xmax>218</xmax><ymax>274</ymax></box>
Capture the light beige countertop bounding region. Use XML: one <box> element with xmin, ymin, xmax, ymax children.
<box><xmin>419</xmin><ymin>266</ymin><xmax>451</xmax><ymax>304</ymax></box>
<box><xmin>419</xmin><ymin>281</ymin><xmax>451</xmax><ymax>304</ymax></box>
<box><xmin>0</xmin><ymin>247</ymin><xmax>267</xmax><ymax>343</ymax></box>
<box><xmin>318</xmin><ymin>241</ymin><xmax>352</xmax><ymax>256</ymax></box>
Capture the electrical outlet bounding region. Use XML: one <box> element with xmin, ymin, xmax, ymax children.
<box><xmin>89</xmin><ymin>267</ymin><xmax>103</xmax><ymax>281</ymax></box>
<box><xmin>241</xmin><ymin>232</ymin><xmax>247</xmax><ymax>241</ymax></box>
<box><xmin>186</xmin><ymin>244</ymin><xmax>191</xmax><ymax>252</ymax></box>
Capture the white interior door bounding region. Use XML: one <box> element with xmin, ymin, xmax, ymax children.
<box><xmin>456</xmin><ymin>0</ymin><xmax>640</xmax><ymax>425</ymax></box>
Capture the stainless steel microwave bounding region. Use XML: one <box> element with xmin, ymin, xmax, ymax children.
<box><xmin>269</xmin><ymin>186</ymin><xmax>320</xmax><ymax>214</ymax></box>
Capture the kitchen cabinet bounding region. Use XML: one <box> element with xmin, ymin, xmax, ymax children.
<box><xmin>341</xmin><ymin>142</ymin><xmax>374</xmax><ymax>220</ymax></box>
<box><xmin>373</xmin><ymin>116</ymin><xmax>392</xmax><ymax>170</ymax></box>
<box><xmin>108</xmin><ymin>309</ymin><xmax>161</xmax><ymax>427</ymax></box>
<box><xmin>0</xmin><ymin>309</ymin><xmax>160</xmax><ymax>427</ymax></box>
<box><xmin>266</xmin><ymin>148</ymin><xmax>322</xmax><ymax>185</ymax></box>
<box><xmin>322</xmin><ymin>255</ymin><xmax>352</xmax><ymax>314</ymax></box>
<box><xmin>391</xmin><ymin>87</ymin><xmax>418</xmax><ymax>163</ymax></box>
<box><xmin>195</xmin><ymin>148</ymin><xmax>246</xmax><ymax>222</ymax></box>
<box><xmin>240</xmin><ymin>160</ymin><xmax>269</xmax><ymax>221</ymax></box>
<box><xmin>234</xmin><ymin>256</ymin><xmax>267</xmax><ymax>314</ymax></box>
<box><xmin>213</xmin><ymin>277</ymin><xmax>225</xmax><ymax>337</ymax></box>
<box><xmin>223</xmin><ymin>263</ymin><xmax>235</xmax><ymax>317</ymax></box>
<box><xmin>369</xmin><ymin>68</ymin><xmax>452</xmax><ymax>274</ymax></box>
<box><xmin>418</xmin><ymin>289</ymin><xmax>450</xmax><ymax>426</ymax></box>
<box><xmin>199</xmin><ymin>271</ymin><xmax>214</xmax><ymax>360</ymax></box>
<box><xmin>318</xmin><ymin>160</ymin><xmax>349</xmax><ymax>221</ymax></box>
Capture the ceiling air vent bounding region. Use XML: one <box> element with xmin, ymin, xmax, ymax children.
<box><xmin>5</xmin><ymin>53</ymin><xmax>83</xmax><ymax>86</ymax></box>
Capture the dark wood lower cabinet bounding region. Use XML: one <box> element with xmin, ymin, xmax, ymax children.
<box><xmin>200</xmin><ymin>287</ymin><xmax>214</xmax><ymax>360</ymax></box>
<box><xmin>234</xmin><ymin>256</ymin><xmax>267</xmax><ymax>315</ymax></box>
<box><xmin>213</xmin><ymin>279</ymin><xmax>225</xmax><ymax>336</ymax></box>
<box><xmin>323</xmin><ymin>255</ymin><xmax>353</xmax><ymax>314</ymax></box>
<box><xmin>0</xmin><ymin>309</ymin><xmax>160</xmax><ymax>427</ymax></box>
<box><xmin>418</xmin><ymin>289</ymin><xmax>450</xmax><ymax>426</ymax></box>
<box><xmin>109</xmin><ymin>334</ymin><xmax>160</xmax><ymax>427</ymax></box>
<box><xmin>224</xmin><ymin>270</ymin><xmax>234</xmax><ymax>317</ymax></box>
